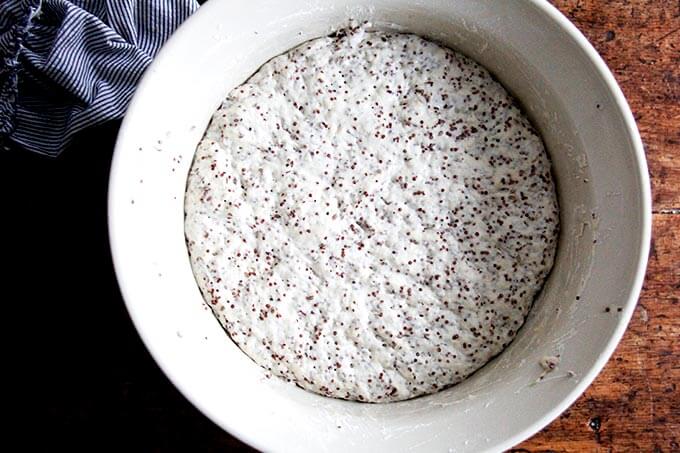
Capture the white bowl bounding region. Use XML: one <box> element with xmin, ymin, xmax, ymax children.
<box><xmin>109</xmin><ymin>0</ymin><xmax>651</xmax><ymax>451</ymax></box>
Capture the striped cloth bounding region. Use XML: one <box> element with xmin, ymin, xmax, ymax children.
<box><xmin>0</xmin><ymin>0</ymin><xmax>198</xmax><ymax>156</ymax></box>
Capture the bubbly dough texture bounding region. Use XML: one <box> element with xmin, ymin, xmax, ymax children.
<box><xmin>185</xmin><ymin>28</ymin><xmax>559</xmax><ymax>402</ymax></box>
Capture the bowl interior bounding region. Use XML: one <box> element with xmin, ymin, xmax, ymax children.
<box><xmin>109</xmin><ymin>0</ymin><xmax>650</xmax><ymax>451</ymax></box>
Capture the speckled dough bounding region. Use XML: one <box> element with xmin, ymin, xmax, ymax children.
<box><xmin>185</xmin><ymin>28</ymin><xmax>559</xmax><ymax>402</ymax></box>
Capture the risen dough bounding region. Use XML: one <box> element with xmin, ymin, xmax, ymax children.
<box><xmin>185</xmin><ymin>27</ymin><xmax>559</xmax><ymax>402</ymax></box>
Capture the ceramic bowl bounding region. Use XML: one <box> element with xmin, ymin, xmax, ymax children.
<box><xmin>109</xmin><ymin>0</ymin><xmax>651</xmax><ymax>451</ymax></box>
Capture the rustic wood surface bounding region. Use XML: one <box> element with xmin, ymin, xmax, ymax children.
<box><xmin>515</xmin><ymin>1</ymin><xmax>680</xmax><ymax>452</ymax></box>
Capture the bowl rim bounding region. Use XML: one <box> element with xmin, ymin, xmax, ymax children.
<box><xmin>108</xmin><ymin>0</ymin><xmax>652</xmax><ymax>450</ymax></box>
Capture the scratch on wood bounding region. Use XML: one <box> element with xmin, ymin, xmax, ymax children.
<box><xmin>654</xmin><ymin>208</ymin><xmax>680</xmax><ymax>214</ymax></box>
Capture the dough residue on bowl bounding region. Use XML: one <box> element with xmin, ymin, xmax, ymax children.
<box><xmin>184</xmin><ymin>26</ymin><xmax>559</xmax><ymax>402</ymax></box>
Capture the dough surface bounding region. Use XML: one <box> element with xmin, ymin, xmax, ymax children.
<box><xmin>185</xmin><ymin>28</ymin><xmax>559</xmax><ymax>402</ymax></box>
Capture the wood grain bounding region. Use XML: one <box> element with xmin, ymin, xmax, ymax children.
<box><xmin>515</xmin><ymin>1</ymin><xmax>679</xmax><ymax>451</ymax></box>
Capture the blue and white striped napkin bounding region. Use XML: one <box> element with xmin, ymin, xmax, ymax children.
<box><xmin>0</xmin><ymin>0</ymin><xmax>198</xmax><ymax>156</ymax></box>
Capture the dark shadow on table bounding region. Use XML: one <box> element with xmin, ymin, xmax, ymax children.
<box><xmin>1</xmin><ymin>121</ymin><xmax>256</xmax><ymax>452</ymax></box>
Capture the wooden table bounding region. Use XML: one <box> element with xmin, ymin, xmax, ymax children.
<box><xmin>516</xmin><ymin>1</ymin><xmax>680</xmax><ymax>451</ymax></box>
